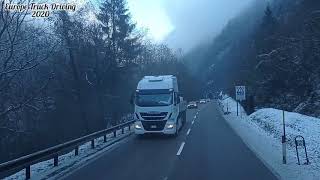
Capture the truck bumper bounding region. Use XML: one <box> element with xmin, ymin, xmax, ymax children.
<box><xmin>134</xmin><ymin>121</ymin><xmax>176</xmax><ymax>135</ymax></box>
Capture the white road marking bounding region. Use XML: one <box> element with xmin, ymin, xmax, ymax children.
<box><xmin>177</xmin><ymin>142</ymin><xmax>185</xmax><ymax>156</ymax></box>
<box><xmin>192</xmin><ymin>120</ymin><xmax>194</xmax><ymax>125</ymax></box>
<box><xmin>194</xmin><ymin>115</ymin><xmax>197</xmax><ymax>118</ymax></box>
<box><xmin>187</xmin><ymin>129</ymin><xmax>191</xmax><ymax>135</ymax></box>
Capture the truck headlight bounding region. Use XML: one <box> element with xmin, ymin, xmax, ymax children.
<box><xmin>135</xmin><ymin>124</ymin><xmax>142</xmax><ymax>129</ymax></box>
<box><xmin>166</xmin><ymin>122</ymin><xmax>175</xmax><ymax>129</ymax></box>
<box><xmin>167</xmin><ymin>124</ymin><xmax>174</xmax><ymax>129</ymax></box>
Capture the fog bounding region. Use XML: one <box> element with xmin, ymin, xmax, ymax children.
<box><xmin>163</xmin><ymin>0</ymin><xmax>253</xmax><ymax>52</ymax></box>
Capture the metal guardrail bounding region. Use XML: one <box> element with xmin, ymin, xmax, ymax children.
<box><xmin>0</xmin><ymin>120</ymin><xmax>135</xmax><ymax>179</ymax></box>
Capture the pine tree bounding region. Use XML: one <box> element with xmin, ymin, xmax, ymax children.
<box><xmin>262</xmin><ymin>5</ymin><xmax>277</xmax><ymax>35</ymax></box>
<box><xmin>98</xmin><ymin>0</ymin><xmax>140</xmax><ymax>66</ymax></box>
<box><xmin>254</xmin><ymin>4</ymin><xmax>278</xmax><ymax>54</ymax></box>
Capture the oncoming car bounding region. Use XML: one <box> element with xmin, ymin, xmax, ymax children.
<box><xmin>199</xmin><ymin>99</ymin><xmax>206</xmax><ymax>104</ymax></box>
<box><xmin>187</xmin><ymin>101</ymin><xmax>198</xmax><ymax>109</ymax></box>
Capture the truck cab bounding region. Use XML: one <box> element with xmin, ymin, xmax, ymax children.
<box><xmin>133</xmin><ymin>75</ymin><xmax>187</xmax><ymax>136</ymax></box>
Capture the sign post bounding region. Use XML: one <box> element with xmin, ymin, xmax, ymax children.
<box><xmin>237</xmin><ymin>102</ymin><xmax>239</xmax><ymax>116</ymax></box>
<box><xmin>235</xmin><ymin>86</ymin><xmax>246</xmax><ymax>116</ymax></box>
<box><xmin>282</xmin><ymin>110</ymin><xmax>287</xmax><ymax>164</ymax></box>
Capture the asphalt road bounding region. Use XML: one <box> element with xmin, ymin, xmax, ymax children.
<box><xmin>63</xmin><ymin>102</ymin><xmax>277</xmax><ymax>180</ymax></box>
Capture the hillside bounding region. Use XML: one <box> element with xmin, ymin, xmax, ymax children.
<box><xmin>186</xmin><ymin>0</ymin><xmax>320</xmax><ymax>117</ymax></box>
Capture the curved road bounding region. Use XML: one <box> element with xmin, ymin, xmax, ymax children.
<box><xmin>62</xmin><ymin>102</ymin><xmax>277</xmax><ymax>180</ymax></box>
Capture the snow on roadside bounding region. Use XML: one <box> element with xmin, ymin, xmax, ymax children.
<box><xmin>218</xmin><ymin>94</ymin><xmax>320</xmax><ymax>180</ymax></box>
<box><xmin>4</xmin><ymin>127</ymin><xmax>132</xmax><ymax>180</ymax></box>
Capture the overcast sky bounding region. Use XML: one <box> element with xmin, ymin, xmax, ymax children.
<box><xmin>127</xmin><ymin>0</ymin><xmax>174</xmax><ymax>42</ymax></box>
<box><xmin>127</xmin><ymin>0</ymin><xmax>253</xmax><ymax>52</ymax></box>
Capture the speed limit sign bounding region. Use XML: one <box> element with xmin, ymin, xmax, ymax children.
<box><xmin>235</xmin><ymin>86</ymin><xmax>246</xmax><ymax>101</ymax></box>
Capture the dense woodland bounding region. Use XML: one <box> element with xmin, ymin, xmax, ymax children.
<box><xmin>185</xmin><ymin>0</ymin><xmax>320</xmax><ymax>117</ymax></box>
<box><xmin>3</xmin><ymin>0</ymin><xmax>319</xmax><ymax>164</ymax></box>
<box><xmin>0</xmin><ymin>0</ymin><xmax>202</xmax><ymax>163</ymax></box>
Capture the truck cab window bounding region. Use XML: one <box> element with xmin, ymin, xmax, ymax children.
<box><xmin>135</xmin><ymin>92</ymin><xmax>173</xmax><ymax>107</ymax></box>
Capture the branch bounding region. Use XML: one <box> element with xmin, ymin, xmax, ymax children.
<box><xmin>2</xmin><ymin>0</ymin><xmax>29</xmax><ymax>68</ymax></box>
<box><xmin>0</xmin><ymin>40</ymin><xmax>58</xmax><ymax>91</ymax></box>
<box><xmin>0</xmin><ymin>126</ymin><xmax>29</xmax><ymax>134</ymax></box>
<box><xmin>0</xmin><ymin>75</ymin><xmax>54</xmax><ymax>118</ymax></box>
<box><xmin>85</xmin><ymin>71</ymin><xmax>94</xmax><ymax>85</ymax></box>
<box><xmin>0</xmin><ymin>60</ymin><xmax>43</xmax><ymax>76</ymax></box>
<box><xmin>0</xmin><ymin>126</ymin><xmax>18</xmax><ymax>133</ymax></box>
<box><xmin>257</xmin><ymin>49</ymin><xmax>280</xmax><ymax>58</ymax></box>
<box><xmin>25</xmin><ymin>104</ymin><xmax>40</xmax><ymax>111</ymax></box>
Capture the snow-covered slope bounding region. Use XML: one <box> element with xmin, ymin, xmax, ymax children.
<box><xmin>219</xmin><ymin>94</ymin><xmax>320</xmax><ymax>180</ymax></box>
<box><xmin>250</xmin><ymin>108</ymin><xmax>320</xmax><ymax>154</ymax></box>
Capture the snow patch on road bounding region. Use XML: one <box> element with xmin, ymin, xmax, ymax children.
<box><xmin>218</xmin><ymin>94</ymin><xmax>320</xmax><ymax>180</ymax></box>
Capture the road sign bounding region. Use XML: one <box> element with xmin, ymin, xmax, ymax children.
<box><xmin>235</xmin><ymin>86</ymin><xmax>246</xmax><ymax>101</ymax></box>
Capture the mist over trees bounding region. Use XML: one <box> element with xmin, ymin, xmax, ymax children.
<box><xmin>185</xmin><ymin>0</ymin><xmax>320</xmax><ymax>117</ymax></box>
<box><xmin>0</xmin><ymin>0</ymin><xmax>201</xmax><ymax>163</ymax></box>
<box><xmin>164</xmin><ymin>0</ymin><xmax>253</xmax><ymax>51</ymax></box>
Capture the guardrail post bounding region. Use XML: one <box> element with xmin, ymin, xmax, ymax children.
<box><xmin>113</xmin><ymin>130</ymin><xmax>116</xmax><ymax>137</ymax></box>
<box><xmin>91</xmin><ymin>139</ymin><xmax>95</xmax><ymax>149</ymax></box>
<box><xmin>26</xmin><ymin>166</ymin><xmax>31</xmax><ymax>179</ymax></box>
<box><xmin>75</xmin><ymin>146</ymin><xmax>79</xmax><ymax>156</ymax></box>
<box><xmin>104</xmin><ymin>135</ymin><xmax>107</xmax><ymax>142</ymax></box>
<box><xmin>54</xmin><ymin>155</ymin><xmax>58</xmax><ymax>167</ymax></box>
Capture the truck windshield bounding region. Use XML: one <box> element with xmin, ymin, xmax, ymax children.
<box><xmin>136</xmin><ymin>93</ymin><xmax>173</xmax><ymax>107</ymax></box>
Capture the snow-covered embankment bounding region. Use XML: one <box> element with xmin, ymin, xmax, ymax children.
<box><xmin>218</xmin><ymin>95</ymin><xmax>320</xmax><ymax>180</ymax></box>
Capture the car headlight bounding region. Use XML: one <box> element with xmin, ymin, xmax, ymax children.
<box><xmin>135</xmin><ymin>124</ymin><xmax>142</xmax><ymax>129</ymax></box>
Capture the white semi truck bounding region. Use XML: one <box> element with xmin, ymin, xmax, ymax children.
<box><xmin>133</xmin><ymin>75</ymin><xmax>187</xmax><ymax>136</ymax></box>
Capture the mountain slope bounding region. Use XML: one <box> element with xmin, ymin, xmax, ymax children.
<box><xmin>185</xmin><ymin>0</ymin><xmax>320</xmax><ymax>117</ymax></box>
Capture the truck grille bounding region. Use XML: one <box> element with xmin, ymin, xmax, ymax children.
<box><xmin>140</xmin><ymin>112</ymin><xmax>168</xmax><ymax>120</ymax></box>
<box><xmin>141</xmin><ymin>120</ymin><xmax>167</xmax><ymax>131</ymax></box>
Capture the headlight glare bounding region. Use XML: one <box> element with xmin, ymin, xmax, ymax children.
<box><xmin>167</xmin><ymin>124</ymin><xmax>174</xmax><ymax>129</ymax></box>
<box><xmin>135</xmin><ymin>124</ymin><xmax>142</xmax><ymax>129</ymax></box>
